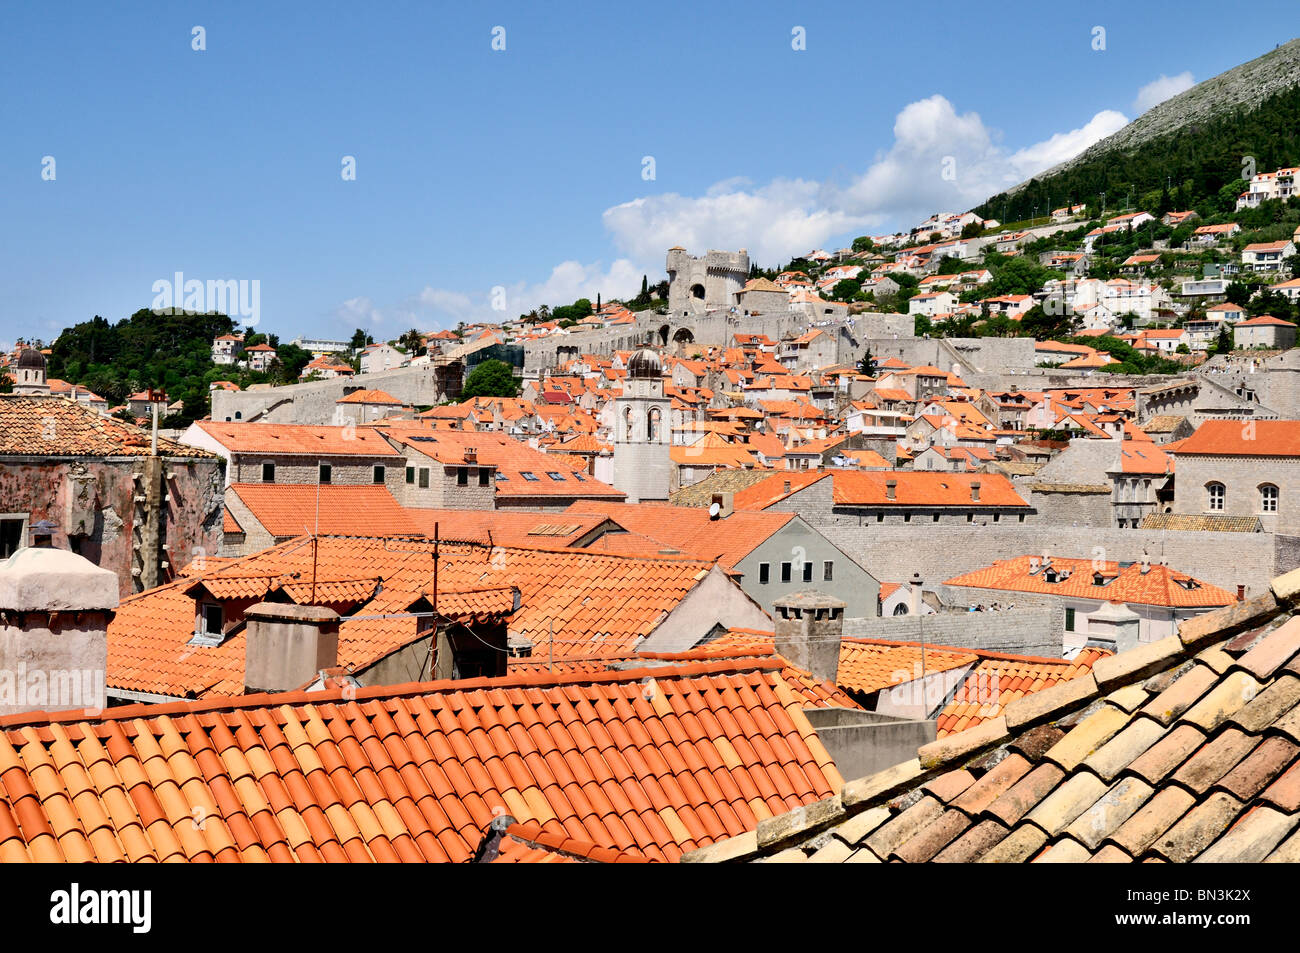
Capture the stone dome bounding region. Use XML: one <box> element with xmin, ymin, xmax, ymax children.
<box><xmin>16</xmin><ymin>348</ymin><xmax>46</xmax><ymax>370</ymax></box>
<box><xmin>627</xmin><ymin>348</ymin><xmax>662</xmax><ymax>379</ymax></box>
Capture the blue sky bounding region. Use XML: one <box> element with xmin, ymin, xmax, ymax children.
<box><xmin>1</xmin><ymin>1</ymin><xmax>1296</xmax><ymax>346</ymax></box>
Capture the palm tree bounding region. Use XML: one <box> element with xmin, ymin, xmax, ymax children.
<box><xmin>399</xmin><ymin>328</ymin><xmax>425</xmax><ymax>356</ymax></box>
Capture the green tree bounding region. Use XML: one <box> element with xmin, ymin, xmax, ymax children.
<box><xmin>1225</xmin><ymin>281</ymin><xmax>1254</xmax><ymax>307</ymax></box>
<box><xmin>460</xmin><ymin>359</ymin><xmax>519</xmax><ymax>400</ymax></box>
<box><xmin>858</xmin><ymin>349</ymin><xmax>877</xmax><ymax>376</ymax></box>
<box><xmin>830</xmin><ymin>279</ymin><xmax>862</xmax><ymax>301</ymax></box>
<box><xmin>399</xmin><ymin>328</ymin><xmax>425</xmax><ymax>356</ymax></box>
<box><xmin>851</xmin><ymin>236</ymin><xmax>875</xmax><ymax>253</ymax></box>
<box><xmin>349</xmin><ymin>328</ymin><xmax>374</xmax><ymax>351</ymax></box>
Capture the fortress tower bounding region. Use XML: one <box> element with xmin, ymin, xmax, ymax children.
<box><xmin>666</xmin><ymin>247</ymin><xmax>750</xmax><ymax>316</ymax></box>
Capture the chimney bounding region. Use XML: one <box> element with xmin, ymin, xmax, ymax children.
<box><xmin>1237</xmin><ymin>584</ymin><xmax>1246</xmax><ymax>603</ymax></box>
<box><xmin>885</xmin><ymin>478</ymin><xmax>897</xmax><ymax>501</ymax></box>
<box><xmin>783</xmin><ymin>480</ymin><xmax>791</xmax><ymax>494</ymax></box>
<box><xmin>0</xmin><ymin>543</ymin><xmax>118</xmax><ymax>716</ymax></box>
<box><xmin>244</xmin><ymin>602</ymin><xmax>340</xmax><ymax>694</ymax></box>
<box><xmin>710</xmin><ymin>492</ymin><xmax>734</xmax><ymax>520</ymax></box>
<box><xmin>464</xmin><ymin>447</ymin><xmax>477</xmax><ymax>464</ymax></box>
<box><xmin>1029</xmin><ymin>556</ymin><xmax>1040</xmax><ymax>573</ymax></box>
<box><xmin>773</xmin><ymin>591</ymin><xmax>845</xmax><ymax>683</ymax></box>
<box><xmin>1139</xmin><ymin>555</ymin><xmax>1151</xmax><ymax>574</ymax></box>
<box><xmin>970</xmin><ymin>480</ymin><xmax>981</xmax><ymax>502</ymax></box>
<box><xmin>909</xmin><ymin>572</ymin><xmax>923</xmax><ymax>615</ymax></box>
<box><xmin>1087</xmin><ymin>600</ymin><xmax>1141</xmax><ymax>655</ymax></box>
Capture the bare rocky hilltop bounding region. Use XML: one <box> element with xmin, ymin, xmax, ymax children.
<box><xmin>1005</xmin><ymin>37</ymin><xmax>1300</xmax><ymax>194</ymax></box>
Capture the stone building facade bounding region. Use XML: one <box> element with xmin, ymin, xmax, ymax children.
<box><xmin>0</xmin><ymin>396</ymin><xmax>224</xmax><ymax>597</ymax></box>
<box><xmin>666</xmin><ymin>247</ymin><xmax>749</xmax><ymax>316</ymax></box>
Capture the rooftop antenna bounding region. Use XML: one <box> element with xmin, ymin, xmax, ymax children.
<box><xmin>424</xmin><ymin>521</ymin><xmax>441</xmax><ymax>680</ymax></box>
<box><xmin>310</xmin><ymin>460</ymin><xmax>322</xmax><ymax>603</ymax></box>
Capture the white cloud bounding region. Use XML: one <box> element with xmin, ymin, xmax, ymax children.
<box><xmin>333</xmin><ymin>296</ymin><xmax>383</xmax><ymax>327</ymax></box>
<box><xmin>1133</xmin><ymin>72</ymin><xmax>1194</xmax><ymax>114</ymax></box>
<box><xmin>336</xmin><ymin>259</ymin><xmax>647</xmax><ymax>334</ymax></box>
<box><xmin>348</xmin><ymin>92</ymin><xmax>1136</xmax><ymax>328</ymax></box>
<box><xmin>602</xmin><ymin>180</ymin><xmax>876</xmax><ymax>267</ymax></box>
<box><xmin>603</xmin><ymin>95</ymin><xmax>1128</xmax><ymax>264</ymax></box>
<box><xmin>1007</xmin><ymin>110</ymin><xmax>1128</xmax><ymax>178</ymax></box>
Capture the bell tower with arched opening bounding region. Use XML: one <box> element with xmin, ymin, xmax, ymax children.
<box><xmin>612</xmin><ymin>346</ymin><xmax>672</xmax><ymax>502</ymax></box>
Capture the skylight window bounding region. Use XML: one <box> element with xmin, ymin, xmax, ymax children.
<box><xmin>547</xmin><ymin>472</ymin><xmax>566</xmax><ymax>481</ymax></box>
<box><xmin>521</xmin><ymin>472</ymin><xmax>540</xmax><ymax>482</ymax></box>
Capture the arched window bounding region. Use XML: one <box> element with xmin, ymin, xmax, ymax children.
<box><xmin>647</xmin><ymin>407</ymin><xmax>661</xmax><ymax>442</ymax></box>
<box><xmin>892</xmin><ymin>603</ymin><xmax>909</xmax><ymax>616</ymax></box>
<box><xmin>1207</xmin><ymin>482</ymin><xmax>1225</xmax><ymax>512</ymax></box>
<box><xmin>623</xmin><ymin>406</ymin><xmax>634</xmax><ymax>441</ymax></box>
<box><xmin>1260</xmin><ymin>483</ymin><xmax>1279</xmax><ymax>513</ymax></box>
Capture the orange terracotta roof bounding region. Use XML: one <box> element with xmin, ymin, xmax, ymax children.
<box><xmin>194</xmin><ymin>421</ymin><xmax>400</xmax><ymax>457</ymax></box>
<box><xmin>381</xmin><ymin>426</ymin><xmax>624</xmax><ymax>498</ymax></box>
<box><xmin>1178</xmin><ymin>420</ymin><xmax>1300</xmax><ymax>457</ymax></box>
<box><xmin>229</xmin><ymin>484</ymin><xmax>423</xmax><ymax>538</ymax></box>
<box><xmin>403</xmin><ymin>508</ymin><xmax>609</xmax><ymax>548</ymax></box>
<box><xmin>832</xmin><ymin>471</ymin><xmax>1028</xmax><ymax>508</ymax></box>
<box><xmin>336</xmin><ymin>389</ymin><xmax>404</xmax><ymax>405</ymax></box>
<box><xmin>944</xmin><ymin>556</ymin><xmax>1236</xmax><ymax>608</ymax></box>
<box><xmin>106</xmin><ymin>536</ymin><xmax>732</xmax><ymax>698</ymax></box>
<box><xmin>0</xmin><ymin>658</ymin><xmax>841</xmax><ymax>862</ymax></box>
<box><xmin>732</xmin><ymin>471</ymin><xmax>831</xmax><ymax>510</ymax></box>
<box><xmin>935</xmin><ymin>647</ymin><xmax>1109</xmax><ymax>737</ymax></box>
<box><xmin>563</xmin><ymin>501</ymin><xmax>794</xmax><ymax>569</ymax></box>
<box><xmin>0</xmin><ymin>396</ymin><xmax>214</xmax><ymax>458</ymax></box>
<box><xmin>223</xmin><ymin>507</ymin><xmax>243</xmax><ymax>534</ymax></box>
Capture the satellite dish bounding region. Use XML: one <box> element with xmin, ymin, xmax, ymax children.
<box><xmin>708</xmin><ymin>502</ymin><xmax>721</xmax><ymax>519</ymax></box>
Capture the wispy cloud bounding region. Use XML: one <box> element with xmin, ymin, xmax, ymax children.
<box><xmin>1133</xmin><ymin>72</ymin><xmax>1195</xmax><ymax>114</ymax></box>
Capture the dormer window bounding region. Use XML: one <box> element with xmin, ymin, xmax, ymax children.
<box><xmin>190</xmin><ymin>602</ymin><xmax>225</xmax><ymax>647</ymax></box>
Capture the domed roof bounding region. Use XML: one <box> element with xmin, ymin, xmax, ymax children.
<box><xmin>627</xmin><ymin>347</ymin><xmax>662</xmax><ymax>379</ymax></box>
<box><xmin>16</xmin><ymin>348</ymin><xmax>46</xmax><ymax>370</ymax></box>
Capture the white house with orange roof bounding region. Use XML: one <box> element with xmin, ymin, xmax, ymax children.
<box><xmin>1271</xmin><ymin>276</ymin><xmax>1300</xmax><ymax>303</ymax></box>
<box><xmin>244</xmin><ymin>342</ymin><xmax>277</xmax><ymax>372</ymax></box>
<box><xmin>1106</xmin><ymin>211</ymin><xmax>1155</xmax><ymax>230</ymax></box>
<box><xmin>211</xmin><ymin>333</ymin><xmax>244</xmax><ymax>366</ymax></box>
<box><xmin>1242</xmin><ymin>240</ymin><xmax>1296</xmax><ymax>273</ymax></box>
<box><xmin>1192</xmin><ymin>222</ymin><xmax>1241</xmax><ymax>245</ymax></box>
<box><xmin>908</xmin><ymin>290</ymin><xmax>956</xmax><ymax>317</ymax></box>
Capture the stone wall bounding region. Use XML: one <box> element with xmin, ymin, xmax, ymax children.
<box><xmin>845</xmin><ymin>606</ymin><xmax>1065</xmax><ymax>657</ymax></box>
<box><xmin>812</xmin><ymin>520</ymin><xmax>1294</xmax><ymax>596</ymax></box>
<box><xmin>1172</xmin><ymin>453</ymin><xmax>1300</xmax><ymax>534</ymax></box>
<box><xmin>0</xmin><ymin>456</ymin><xmax>223</xmax><ymax>597</ymax></box>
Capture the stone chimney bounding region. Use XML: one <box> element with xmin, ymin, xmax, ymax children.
<box><xmin>1087</xmin><ymin>600</ymin><xmax>1141</xmax><ymax>655</ymax></box>
<box><xmin>970</xmin><ymin>480</ymin><xmax>981</xmax><ymax>502</ymax></box>
<box><xmin>773</xmin><ymin>590</ymin><xmax>845</xmax><ymax>683</ymax></box>
<box><xmin>909</xmin><ymin>572</ymin><xmax>924</xmax><ymax>615</ymax></box>
<box><xmin>244</xmin><ymin>602</ymin><xmax>340</xmax><ymax>694</ymax></box>
<box><xmin>0</xmin><ymin>545</ymin><xmax>118</xmax><ymax>716</ymax></box>
<box><xmin>885</xmin><ymin>478</ymin><xmax>897</xmax><ymax>501</ymax></box>
<box><xmin>709</xmin><ymin>492</ymin><xmax>734</xmax><ymax>520</ymax></box>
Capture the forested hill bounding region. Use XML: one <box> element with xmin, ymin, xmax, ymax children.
<box><xmin>48</xmin><ymin>309</ymin><xmax>238</xmax><ymax>424</ymax></box>
<box><xmin>976</xmin><ymin>76</ymin><xmax>1300</xmax><ymax>225</ymax></box>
